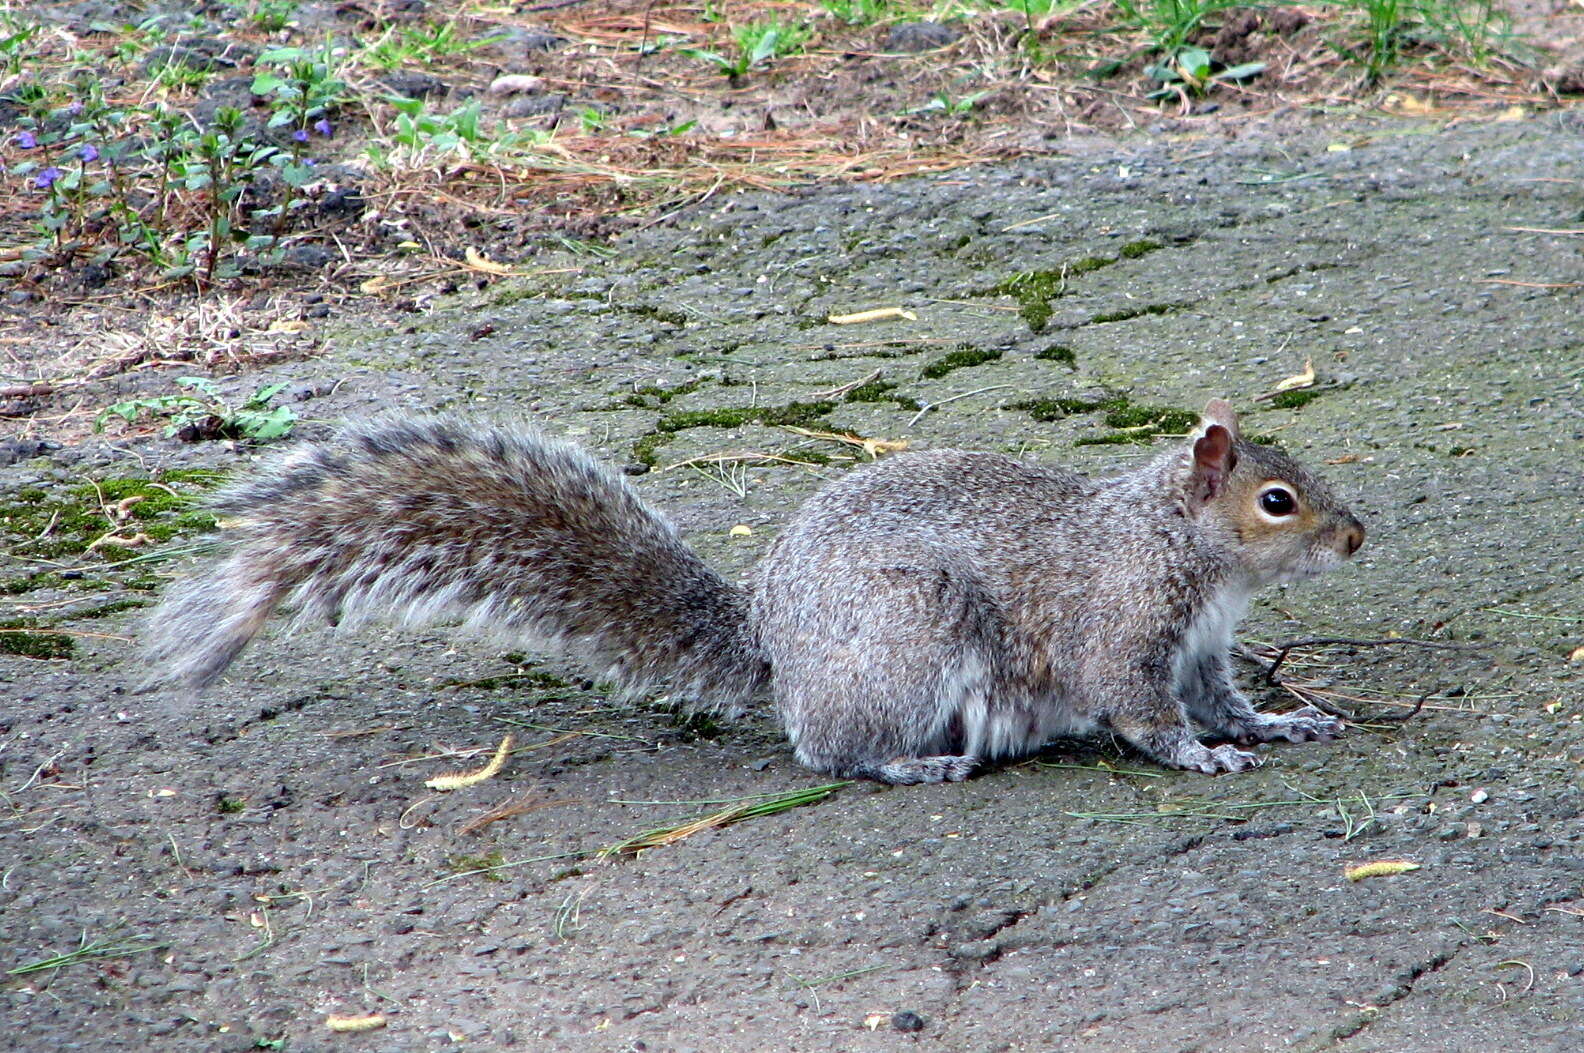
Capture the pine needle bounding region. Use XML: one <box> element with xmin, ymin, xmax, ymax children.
<box><xmin>600</xmin><ymin>781</ymin><xmax>850</xmax><ymax>858</ymax></box>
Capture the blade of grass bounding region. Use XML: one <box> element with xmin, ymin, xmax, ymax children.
<box><xmin>600</xmin><ymin>781</ymin><xmax>850</xmax><ymax>857</ymax></box>
<box><xmin>8</xmin><ymin>932</ymin><xmax>168</xmax><ymax>976</ymax></box>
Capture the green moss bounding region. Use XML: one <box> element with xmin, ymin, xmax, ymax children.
<box><xmin>631</xmin><ymin>399</ymin><xmax>837</xmax><ymax>467</ymax></box>
<box><xmin>74</xmin><ymin>598</ymin><xmax>150</xmax><ymax>619</ymax></box>
<box><xmin>1119</xmin><ymin>239</ymin><xmax>1163</xmax><ymax>259</ymax></box>
<box><xmin>1012</xmin><ymin>395</ymin><xmax>1197</xmax><ymax>445</ymax></box>
<box><xmin>0</xmin><ymin>620</ymin><xmax>74</xmax><ymax>659</ymax></box>
<box><xmin>217</xmin><ymin>795</ymin><xmax>247</xmax><ymax>814</ymax></box>
<box><xmin>631</xmin><ymin>431</ymin><xmax>674</xmax><ymax>468</ymax></box>
<box><xmin>658</xmin><ymin>400</ymin><xmax>836</xmax><ymax>433</ymax></box>
<box><xmin>1068</xmin><ymin>255</ymin><xmax>1115</xmax><ymax>275</ymax></box>
<box><xmin>1034</xmin><ymin>343</ymin><xmax>1077</xmax><ymax>367</ymax></box>
<box><xmin>1012</xmin><ymin>396</ymin><xmax>1106</xmax><ymax>421</ymax></box>
<box><xmin>844</xmin><ymin>381</ymin><xmax>921</xmax><ymax>412</ymax></box>
<box><xmin>449</xmin><ymin>851</ymin><xmax>509</xmax><ymax>881</ymax></box>
<box><xmin>920</xmin><ymin>346</ymin><xmax>1002</xmax><ymax>379</ymax></box>
<box><xmin>1269</xmin><ymin>388</ymin><xmax>1325</xmax><ymax>409</ymax></box>
<box><xmin>1089</xmin><ymin>303</ymin><xmax>1176</xmax><ymax>324</ymax></box>
<box><xmin>3</xmin><ymin>474</ymin><xmax>222</xmax><ymax>565</ymax></box>
<box><xmin>1100</xmin><ymin>403</ymin><xmax>1197</xmax><ymax>432</ymax></box>
<box><xmin>623</xmin><ymin>378</ymin><xmax>706</xmax><ymax>408</ymax></box>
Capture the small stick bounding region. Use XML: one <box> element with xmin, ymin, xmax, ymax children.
<box><xmin>807</xmin><ymin>368</ymin><xmax>881</xmax><ymax>400</ymax></box>
<box><xmin>1261</xmin><ymin>637</ymin><xmax>1478</xmax><ymax>686</ymax></box>
<box><xmin>908</xmin><ymin>385</ymin><xmax>1011</xmax><ymax>428</ymax></box>
<box><xmin>827</xmin><ymin>307</ymin><xmax>916</xmax><ymax>325</ymax></box>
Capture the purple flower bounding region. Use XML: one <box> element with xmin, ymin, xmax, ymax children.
<box><xmin>313</xmin><ymin>117</ymin><xmax>332</xmax><ymax>137</ymax></box>
<box><xmin>16</xmin><ymin>130</ymin><xmax>36</xmax><ymax>149</ymax></box>
<box><xmin>34</xmin><ymin>166</ymin><xmax>62</xmax><ymax>189</ymax></box>
<box><xmin>291</xmin><ymin>128</ymin><xmax>308</xmax><ymax>143</ymax></box>
<box><xmin>80</xmin><ymin>144</ymin><xmax>99</xmax><ymax>163</ymax></box>
<box><xmin>65</xmin><ymin>101</ymin><xmax>82</xmax><ymax>116</ymax></box>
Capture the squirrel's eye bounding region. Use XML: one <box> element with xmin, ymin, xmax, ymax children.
<box><xmin>1260</xmin><ymin>487</ymin><xmax>1297</xmax><ymax>517</ymax></box>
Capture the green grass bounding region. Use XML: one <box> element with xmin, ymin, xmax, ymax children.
<box><xmin>7</xmin><ymin>933</ymin><xmax>168</xmax><ymax>976</ymax></box>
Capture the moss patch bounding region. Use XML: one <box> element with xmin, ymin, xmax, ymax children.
<box><xmin>843</xmin><ymin>380</ymin><xmax>921</xmax><ymax>412</ymax></box>
<box><xmin>1120</xmin><ymin>238</ymin><xmax>1163</xmax><ymax>259</ymax></box>
<box><xmin>2</xmin><ymin>471</ymin><xmax>223</xmax><ymax>569</ymax></box>
<box><xmin>448</xmin><ymin>851</ymin><xmax>509</xmax><ymax>881</ymax></box>
<box><xmin>631</xmin><ymin>399</ymin><xmax>839</xmax><ymax>467</ymax></box>
<box><xmin>1034</xmin><ymin>343</ymin><xmax>1077</xmax><ymax>368</ymax></box>
<box><xmin>1012</xmin><ymin>395</ymin><xmax>1199</xmax><ymax>446</ymax></box>
<box><xmin>1089</xmin><ymin>303</ymin><xmax>1177</xmax><ymax>324</ymax></box>
<box><xmin>623</xmin><ymin>377</ymin><xmax>707</xmax><ymax>408</ymax></box>
<box><xmin>920</xmin><ymin>345</ymin><xmax>1002</xmax><ymax>379</ymax></box>
<box><xmin>0</xmin><ymin>620</ymin><xmax>75</xmax><ymax>659</ymax></box>
<box><xmin>1269</xmin><ymin>388</ymin><xmax>1326</xmax><ymax>409</ymax></box>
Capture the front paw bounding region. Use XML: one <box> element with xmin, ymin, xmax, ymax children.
<box><xmin>1171</xmin><ymin>742</ymin><xmax>1261</xmax><ymax>775</ymax></box>
<box><xmin>1233</xmin><ymin>706</ymin><xmax>1344</xmax><ymax>745</ymax></box>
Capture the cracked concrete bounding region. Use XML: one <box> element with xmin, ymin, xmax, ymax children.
<box><xmin>3</xmin><ymin>112</ymin><xmax>1583</xmax><ymax>1050</ymax></box>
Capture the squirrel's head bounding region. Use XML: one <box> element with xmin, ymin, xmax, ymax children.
<box><xmin>1176</xmin><ymin>398</ymin><xmax>1365</xmax><ymax>586</ymax></box>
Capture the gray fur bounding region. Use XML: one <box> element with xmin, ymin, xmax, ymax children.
<box><xmin>145</xmin><ymin>404</ymin><xmax>1364</xmax><ymax>783</ymax></box>
<box><xmin>144</xmin><ymin>417</ymin><xmax>769</xmax><ymax>711</ymax></box>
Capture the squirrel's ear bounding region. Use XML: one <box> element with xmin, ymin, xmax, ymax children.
<box><xmin>1199</xmin><ymin>398</ymin><xmax>1240</xmax><ymax>440</ymax></box>
<box><xmin>1187</xmin><ymin>423</ymin><xmax>1238</xmax><ymax>509</ymax></box>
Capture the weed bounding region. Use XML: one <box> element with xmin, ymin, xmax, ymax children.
<box><xmin>1114</xmin><ymin>0</ymin><xmax>1248</xmax><ymax>56</ymax></box>
<box><xmin>1011</xmin><ymin>395</ymin><xmax>1198</xmax><ymax>444</ymax></box>
<box><xmin>1146</xmin><ymin>46</ymin><xmax>1265</xmax><ymax>99</ymax></box>
<box><xmin>685</xmin><ymin>18</ymin><xmax>811</xmax><ymax>83</ymax></box>
<box><xmin>361</xmin><ymin>20</ymin><xmax>505</xmax><ymax>71</ymax></box>
<box><xmin>97</xmin><ymin>377</ymin><xmax>298</xmax><ymax>442</ymax></box>
<box><xmin>821</xmin><ymin>0</ymin><xmax>898</xmax><ymax>25</ymax></box>
<box><xmin>374</xmin><ymin>96</ymin><xmax>550</xmax><ymax>166</ymax></box>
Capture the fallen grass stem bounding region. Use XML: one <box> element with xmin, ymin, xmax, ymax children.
<box><xmin>8</xmin><ymin>933</ymin><xmax>168</xmax><ymax>976</ymax></box>
<box><xmin>599</xmin><ymin>781</ymin><xmax>851</xmax><ymax>857</ymax></box>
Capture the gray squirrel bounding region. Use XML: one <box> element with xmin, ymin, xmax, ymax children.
<box><xmin>144</xmin><ymin>398</ymin><xmax>1365</xmax><ymax>783</ymax></box>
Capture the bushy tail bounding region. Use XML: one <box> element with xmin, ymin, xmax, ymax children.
<box><xmin>143</xmin><ymin>416</ymin><xmax>769</xmax><ymax>709</ymax></box>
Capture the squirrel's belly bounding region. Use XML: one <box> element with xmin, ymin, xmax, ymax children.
<box><xmin>956</xmin><ymin>695</ymin><xmax>1097</xmax><ymax>760</ymax></box>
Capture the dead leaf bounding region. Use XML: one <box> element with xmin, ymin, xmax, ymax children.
<box><xmin>1568</xmin><ymin>645</ymin><xmax>1584</xmax><ymax>664</ymax></box>
<box><xmin>1271</xmin><ymin>358</ymin><xmax>1316</xmax><ymax>394</ymax></box>
<box><xmin>267</xmin><ymin>318</ymin><xmax>310</xmax><ymax>334</ymax></box>
<box><xmin>464</xmin><ymin>246</ymin><xmax>516</xmax><ymax>275</ymax></box>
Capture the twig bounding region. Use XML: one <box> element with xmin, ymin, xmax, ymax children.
<box><xmin>907</xmin><ymin>384</ymin><xmax>1011</xmax><ymax>428</ymax></box>
<box><xmin>807</xmin><ymin>368</ymin><xmax>881</xmax><ymax>400</ymax></box>
<box><xmin>1260</xmin><ymin>637</ymin><xmax>1479</xmax><ymax>686</ymax></box>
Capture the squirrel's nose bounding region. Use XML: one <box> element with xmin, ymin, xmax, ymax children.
<box><xmin>1342</xmin><ymin>517</ymin><xmax>1365</xmax><ymax>557</ymax></box>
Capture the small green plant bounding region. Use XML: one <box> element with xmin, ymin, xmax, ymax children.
<box><xmin>820</xmin><ymin>0</ymin><xmax>896</xmax><ymax>25</ymax></box>
<box><xmin>97</xmin><ymin>377</ymin><xmax>299</xmax><ymax>442</ymax></box>
<box><xmin>361</xmin><ymin>19</ymin><xmax>505</xmax><ymax>70</ymax></box>
<box><xmin>1114</xmin><ymin>0</ymin><xmax>1245</xmax><ymax>56</ymax></box>
<box><xmin>1146</xmin><ymin>46</ymin><xmax>1264</xmax><ymax>99</ymax></box>
<box><xmin>577</xmin><ymin>106</ymin><xmax>607</xmax><ymax>133</ymax></box>
<box><xmin>251</xmin><ymin>46</ymin><xmax>346</xmax><ymax>240</ymax></box>
<box><xmin>684</xmin><ymin>18</ymin><xmax>812</xmax><ymax>82</ymax></box>
<box><xmin>373</xmin><ymin>95</ymin><xmax>551</xmax><ymax>165</ymax></box>
<box><xmin>1355</xmin><ymin>0</ymin><xmax>1404</xmax><ymax>80</ymax></box>
<box><xmin>908</xmin><ymin>89</ymin><xmax>990</xmax><ymax>116</ymax></box>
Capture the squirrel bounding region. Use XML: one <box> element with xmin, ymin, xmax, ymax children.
<box><xmin>143</xmin><ymin>398</ymin><xmax>1365</xmax><ymax>783</ymax></box>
